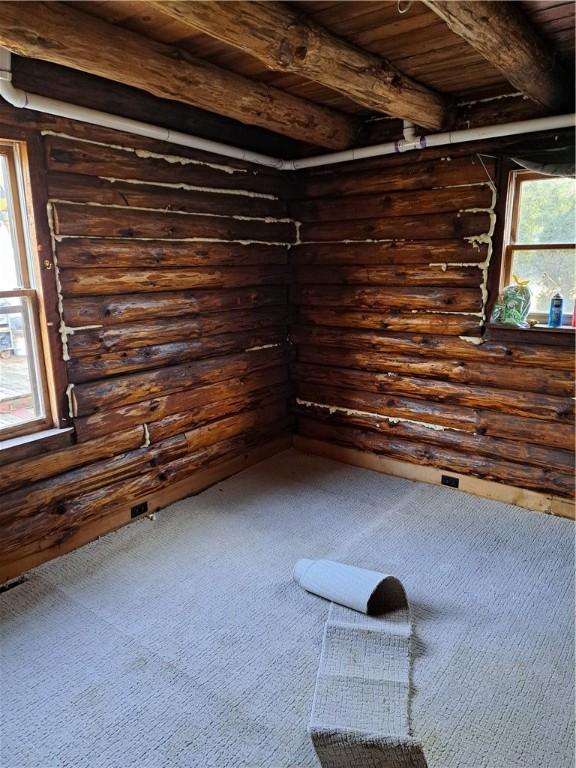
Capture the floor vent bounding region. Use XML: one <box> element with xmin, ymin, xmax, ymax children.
<box><xmin>131</xmin><ymin>501</ymin><xmax>149</xmax><ymax>518</ymax></box>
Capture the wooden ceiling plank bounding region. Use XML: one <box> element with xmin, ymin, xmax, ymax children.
<box><xmin>0</xmin><ymin>1</ymin><xmax>360</xmax><ymax>149</ymax></box>
<box><xmin>150</xmin><ymin>1</ymin><xmax>452</xmax><ymax>131</ymax></box>
<box><xmin>422</xmin><ymin>1</ymin><xmax>569</xmax><ymax>109</ymax></box>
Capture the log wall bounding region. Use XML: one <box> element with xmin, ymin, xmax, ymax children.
<box><xmin>290</xmin><ymin>149</ymin><xmax>575</xmax><ymax>502</ymax></box>
<box><xmin>0</xmin><ymin>113</ymin><xmax>294</xmax><ymax>581</ymax></box>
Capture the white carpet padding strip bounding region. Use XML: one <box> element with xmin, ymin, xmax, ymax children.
<box><xmin>295</xmin><ymin>561</ymin><xmax>427</xmax><ymax>767</ymax></box>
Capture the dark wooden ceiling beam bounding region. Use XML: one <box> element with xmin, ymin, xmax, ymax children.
<box><xmin>150</xmin><ymin>1</ymin><xmax>452</xmax><ymax>131</ymax></box>
<box><xmin>422</xmin><ymin>1</ymin><xmax>569</xmax><ymax>110</ymax></box>
<box><xmin>0</xmin><ymin>1</ymin><xmax>360</xmax><ymax>149</ymax></box>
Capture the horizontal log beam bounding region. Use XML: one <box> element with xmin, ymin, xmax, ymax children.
<box><xmin>149</xmin><ymin>386</ymin><xmax>290</xmax><ymax>444</ymax></box>
<box><xmin>0</xmin><ymin>2</ymin><xmax>359</xmax><ymax>148</ymax></box>
<box><xmin>48</xmin><ymin>173</ymin><xmax>287</xmax><ymax>220</ymax></box>
<box><xmin>299</xmin><ymin>156</ymin><xmax>494</xmax><ymax>199</ymax></box>
<box><xmin>291</xmin><ymin>286</ymin><xmax>483</xmax><ymax>313</ymax></box>
<box><xmin>296</xmin><ymin>344</ymin><xmax>574</xmax><ymax>397</ymax></box>
<box><xmin>45</xmin><ymin>135</ymin><xmax>281</xmax><ymax>196</ymax></box>
<box><xmin>295</xmin><ymin>405</ymin><xmax>574</xmax><ymax>477</ymax></box>
<box><xmin>60</xmin><ymin>266</ymin><xmax>289</xmax><ymax>296</ymax></box>
<box><xmin>12</xmin><ymin>55</ymin><xmax>305</xmax><ymax>158</ymax></box>
<box><xmin>423</xmin><ymin>1</ymin><xmax>569</xmax><ymax>110</ymax></box>
<box><xmin>67</xmin><ymin>328</ymin><xmax>284</xmax><ymax>382</ymax></box>
<box><xmin>52</xmin><ymin>204</ymin><xmax>294</xmax><ymax>243</ymax></box>
<box><xmin>291</xmin><ymin>186</ymin><xmax>493</xmax><ymax>222</ymax></box>
<box><xmin>297</xmin><ymin>416</ymin><xmax>573</xmax><ymax>498</ymax></box>
<box><xmin>153</xmin><ymin>0</ymin><xmax>451</xmax><ymax>130</ymax></box>
<box><xmin>294</xmin><ymin>265</ymin><xmax>481</xmax><ymax>288</ymax></box>
<box><xmin>296</xmin><ymin>382</ymin><xmax>575</xmax><ymax>452</ymax></box>
<box><xmin>292</xmin><ymin>326</ymin><xmax>576</xmax><ymax>371</ymax></box>
<box><xmin>74</xmin><ymin>365</ymin><xmax>289</xmax><ymax>442</ymax></box>
<box><xmin>291</xmin><ymin>240</ymin><xmax>488</xmax><ymax>266</ymax></box>
<box><xmin>67</xmin><ymin>307</ymin><xmax>285</xmax><ymax>356</ymax></box>
<box><xmin>294</xmin><ymin>362</ymin><xmax>573</xmax><ymax>422</ymax></box>
<box><xmin>72</xmin><ymin>347</ymin><xmax>287</xmax><ymax>416</ymax></box>
<box><xmin>0</xmin><ymin>428</ymin><xmax>144</xmax><ymax>494</ymax></box>
<box><xmin>56</xmin><ymin>239</ymin><xmax>288</xmax><ymax>271</ymax></box>
<box><xmin>295</xmin><ymin>307</ymin><xmax>481</xmax><ymax>336</ymax></box>
<box><xmin>64</xmin><ymin>287</ymin><xmax>285</xmax><ymax>326</ymax></box>
<box><xmin>299</xmin><ymin>211</ymin><xmax>491</xmax><ymax>242</ymax></box>
<box><xmin>0</xmin><ymin>412</ymin><xmax>289</xmax><ymax>545</ymax></box>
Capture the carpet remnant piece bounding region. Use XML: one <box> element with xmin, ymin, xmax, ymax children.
<box><xmin>298</xmin><ymin>563</ymin><xmax>427</xmax><ymax>767</ymax></box>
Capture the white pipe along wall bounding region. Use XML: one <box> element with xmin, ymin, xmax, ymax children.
<box><xmin>0</xmin><ymin>48</ymin><xmax>574</xmax><ymax>171</ymax></box>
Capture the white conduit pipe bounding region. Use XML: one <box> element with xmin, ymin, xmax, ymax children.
<box><xmin>0</xmin><ymin>48</ymin><xmax>574</xmax><ymax>171</ymax></box>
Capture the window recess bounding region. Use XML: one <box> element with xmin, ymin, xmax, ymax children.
<box><xmin>500</xmin><ymin>170</ymin><xmax>575</xmax><ymax>328</ymax></box>
<box><xmin>0</xmin><ymin>141</ymin><xmax>53</xmax><ymax>441</ymax></box>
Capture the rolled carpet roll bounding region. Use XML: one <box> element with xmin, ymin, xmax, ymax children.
<box><xmin>293</xmin><ymin>558</ymin><xmax>408</xmax><ymax>615</ymax></box>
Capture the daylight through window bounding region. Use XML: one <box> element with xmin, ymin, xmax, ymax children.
<box><xmin>0</xmin><ymin>141</ymin><xmax>51</xmax><ymax>440</ymax></box>
<box><xmin>503</xmin><ymin>171</ymin><xmax>576</xmax><ymax>324</ymax></box>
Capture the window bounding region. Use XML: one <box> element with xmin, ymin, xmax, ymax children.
<box><xmin>0</xmin><ymin>141</ymin><xmax>51</xmax><ymax>440</ymax></box>
<box><xmin>501</xmin><ymin>170</ymin><xmax>575</xmax><ymax>326</ymax></box>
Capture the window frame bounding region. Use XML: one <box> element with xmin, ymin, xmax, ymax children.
<box><xmin>486</xmin><ymin>157</ymin><xmax>575</xmax><ymax>342</ymax></box>
<box><xmin>500</xmin><ymin>168</ymin><xmax>575</xmax><ymax>325</ymax></box>
<box><xmin>0</xmin><ymin>132</ymin><xmax>68</xmax><ymax>443</ymax></box>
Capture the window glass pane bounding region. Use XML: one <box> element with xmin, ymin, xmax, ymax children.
<box><xmin>516</xmin><ymin>177</ymin><xmax>576</xmax><ymax>245</ymax></box>
<box><xmin>510</xmin><ymin>249</ymin><xmax>575</xmax><ymax>315</ymax></box>
<box><xmin>0</xmin><ymin>297</ymin><xmax>44</xmax><ymax>431</ymax></box>
<box><xmin>0</xmin><ymin>154</ymin><xmax>23</xmax><ymax>289</ymax></box>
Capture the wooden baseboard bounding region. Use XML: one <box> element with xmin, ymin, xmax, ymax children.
<box><xmin>0</xmin><ymin>435</ymin><xmax>292</xmax><ymax>585</ymax></box>
<box><xmin>294</xmin><ymin>436</ymin><xmax>575</xmax><ymax>521</ymax></box>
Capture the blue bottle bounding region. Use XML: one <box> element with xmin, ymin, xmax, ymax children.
<box><xmin>548</xmin><ymin>292</ymin><xmax>563</xmax><ymax>327</ymax></box>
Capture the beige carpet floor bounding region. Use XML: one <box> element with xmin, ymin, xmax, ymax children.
<box><xmin>1</xmin><ymin>448</ymin><xmax>574</xmax><ymax>768</ymax></box>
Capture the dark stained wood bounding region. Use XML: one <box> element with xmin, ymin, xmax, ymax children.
<box><xmin>56</xmin><ymin>239</ymin><xmax>288</xmax><ymax>270</ymax></box>
<box><xmin>72</xmin><ymin>347</ymin><xmax>287</xmax><ymax>416</ymax></box>
<box><xmin>0</xmin><ymin>427</ymin><xmax>145</xmax><ymax>494</ymax></box>
<box><xmin>291</xmin><ymin>240</ymin><xmax>488</xmax><ymax>265</ymax></box>
<box><xmin>52</xmin><ymin>203</ymin><xmax>294</xmax><ymax>242</ymax></box>
<box><xmin>0</xmin><ymin>417</ymin><xmax>289</xmax><ymax>555</ymax></box>
<box><xmin>299</xmin><ymin>211</ymin><xmax>491</xmax><ymax>242</ymax></box>
<box><xmin>67</xmin><ymin>328</ymin><xmax>284</xmax><ymax>382</ymax></box>
<box><xmin>423</xmin><ymin>1</ymin><xmax>570</xmax><ymax>109</ymax></box>
<box><xmin>67</xmin><ymin>307</ymin><xmax>284</xmax><ymax>356</ymax></box>
<box><xmin>292</xmin><ymin>326</ymin><xmax>576</xmax><ymax>370</ymax></box>
<box><xmin>296</xmin><ymin>404</ymin><xmax>574</xmax><ymax>476</ymax></box>
<box><xmin>296</xmin><ymin>382</ymin><xmax>575</xmax><ymax>452</ymax></box>
<box><xmin>0</xmin><ymin>2</ymin><xmax>359</xmax><ymax>148</ymax></box>
<box><xmin>74</xmin><ymin>364</ymin><xmax>289</xmax><ymax>442</ymax></box>
<box><xmin>298</xmin><ymin>416</ymin><xmax>573</xmax><ymax>497</ymax></box>
<box><xmin>294</xmin><ymin>362</ymin><xmax>573</xmax><ymax>422</ymax></box>
<box><xmin>45</xmin><ymin>135</ymin><xmax>283</xmax><ymax>195</ymax></box>
<box><xmin>295</xmin><ymin>307</ymin><xmax>481</xmax><ymax>336</ymax></box>
<box><xmin>48</xmin><ymin>173</ymin><xmax>288</xmax><ymax>219</ymax></box>
<box><xmin>64</xmin><ymin>287</ymin><xmax>286</xmax><ymax>326</ymax></box>
<box><xmin>291</xmin><ymin>186</ymin><xmax>493</xmax><ymax>222</ymax></box>
<box><xmin>59</xmin><ymin>266</ymin><xmax>289</xmax><ymax>296</ymax></box>
<box><xmin>153</xmin><ymin>0</ymin><xmax>451</xmax><ymax>130</ymax></box>
<box><xmin>300</xmin><ymin>156</ymin><xmax>495</xmax><ymax>199</ymax></box>
<box><xmin>291</xmin><ymin>286</ymin><xmax>483</xmax><ymax>312</ymax></box>
<box><xmin>296</xmin><ymin>344</ymin><xmax>574</xmax><ymax>397</ymax></box>
<box><xmin>149</xmin><ymin>385</ymin><xmax>291</xmax><ymax>443</ymax></box>
<box><xmin>295</xmin><ymin>265</ymin><xmax>481</xmax><ymax>287</ymax></box>
<box><xmin>13</xmin><ymin>55</ymin><xmax>306</xmax><ymax>158</ymax></box>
